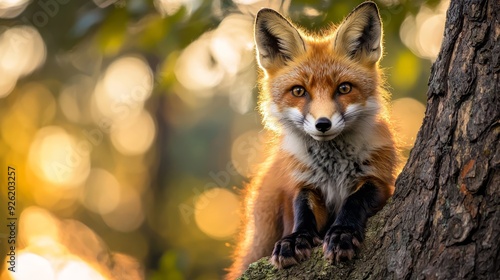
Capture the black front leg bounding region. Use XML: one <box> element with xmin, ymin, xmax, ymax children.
<box><xmin>323</xmin><ymin>182</ymin><xmax>387</xmax><ymax>262</ymax></box>
<box><xmin>271</xmin><ymin>189</ymin><xmax>322</xmax><ymax>268</ymax></box>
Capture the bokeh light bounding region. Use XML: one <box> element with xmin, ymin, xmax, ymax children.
<box><xmin>28</xmin><ymin>126</ymin><xmax>90</xmax><ymax>186</ymax></box>
<box><xmin>1</xmin><ymin>207</ymin><xmax>146</xmax><ymax>279</ymax></box>
<box><xmin>102</xmin><ymin>188</ymin><xmax>144</xmax><ymax>232</ymax></box>
<box><xmin>94</xmin><ymin>55</ymin><xmax>153</xmax><ymax>122</ymax></box>
<box><xmin>210</xmin><ymin>14</ymin><xmax>254</xmax><ymax>77</ymax></box>
<box><xmin>175</xmin><ymin>33</ymin><xmax>225</xmax><ymax>94</ymax></box>
<box><xmin>154</xmin><ymin>0</ymin><xmax>201</xmax><ymax>16</ymax></box>
<box><xmin>194</xmin><ymin>188</ymin><xmax>240</xmax><ymax>240</ymax></box>
<box><xmin>174</xmin><ymin>13</ymin><xmax>255</xmax><ymax>113</ymax></box>
<box><xmin>400</xmin><ymin>0</ymin><xmax>449</xmax><ymax>61</ymax></box>
<box><xmin>0</xmin><ymin>26</ymin><xmax>46</xmax><ymax>97</ymax></box>
<box><xmin>0</xmin><ymin>0</ymin><xmax>29</xmax><ymax>19</ymax></box>
<box><xmin>391</xmin><ymin>98</ymin><xmax>426</xmax><ymax>148</ymax></box>
<box><xmin>80</xmin><ymin>168</ymin><xmax>121</xmax><ymax>215</ymax></box>
<box><xmin>9</xmin><ymin>253</ymin><xmax>55</xmax><ymax>280</ymax></box>
<box><xmin>215</xmin><ymin>14</ymin><xmax>256</xmax><ymax>114</ymax></box>
<box><xmin>2</xmin><ymin>207</ymin><xmax>118</xmax><ymax>280</ymax></box>
<box><xmin>110</xmin><ymin>110</ymin><xmax>156</xmax><ymax>156</ymax></box>
<box><xmin>18</xmin><ymin>206</ymin><xmax>60</xmax><ymax>248</ymax></box>
<box><xmin>103</xmin><ymin>56</ymin><xmax>153</xmax><ymax>106</ymax></box>
<box><xmin>56</xmin><ymin>260</ymin><xmax>106</xmax><ymax>280</ymax></box>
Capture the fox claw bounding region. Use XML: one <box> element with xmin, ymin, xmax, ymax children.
<box><xmin>323</xmin><ymin>225</ymin><xmax>363</xmax><ymax>263</ymax></box>
<box><xmin>271</xmin><ymin>231</ymin><xmax>321</xmax><ymax>269</ymax></box>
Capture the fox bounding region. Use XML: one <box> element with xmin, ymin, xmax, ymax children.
<box><xmin>227</xmin><ymin>2</ymin><xmax>400</xmax><ymax>279</ymax></box>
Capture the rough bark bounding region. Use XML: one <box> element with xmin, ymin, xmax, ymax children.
<box><xmin>240</xmin><ymin>0</ymin><xmax>500</xmax><ymax>279</ymax></box>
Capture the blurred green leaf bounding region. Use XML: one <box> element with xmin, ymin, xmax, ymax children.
<box><xmin>97</xmin><ymin>8</ymin><xmax>128</xmax><ymax>55</ymax></box>
<box><xmin>390</xmin><ymin>50</ymin><xmax>422</xmax><ymax>91</ymax></box>
<box><xmin>139</xmin><ymin>15</ymin><xmax>170</xmax><ymax>50</ymax></box>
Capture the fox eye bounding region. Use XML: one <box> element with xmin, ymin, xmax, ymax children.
<box><xmin>337</xmin><ymin>82</ymin><xmax>352</xmax><ymax>95</ymax></box>
<box><xmin>291</xmin><ymin>86</ymin><xmax>306</xmax><ymax>97</ymax></box>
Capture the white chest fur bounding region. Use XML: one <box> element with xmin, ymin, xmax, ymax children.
<box><xmin>282</xmin><ymin>132</ymin><xmax>374</xmax><ymax>212</ymax></box>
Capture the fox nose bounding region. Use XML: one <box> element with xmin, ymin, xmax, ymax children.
<box><xmin>315</xmin><ymin>118</ymin><xmax>332</xmax><ymax>132</ymax></box>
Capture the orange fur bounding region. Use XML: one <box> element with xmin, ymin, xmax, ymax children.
<box><xmin>227</xmin><ymin>3</ymin><xmax>400</xmax><ymax>279</ymax></box>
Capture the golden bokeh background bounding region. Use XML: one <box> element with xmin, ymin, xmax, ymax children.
<box><xmin>0</xmin><ymin>0</ymin><xmax>448</xmax><ymax>279</ymax></box>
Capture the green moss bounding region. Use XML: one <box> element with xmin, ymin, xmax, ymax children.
<box><xmin>239</xmin><ymin>203</ymin><xmax>394</xmax><ymax>279</ymax></box>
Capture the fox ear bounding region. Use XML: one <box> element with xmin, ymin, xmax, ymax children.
<box><xmin>333</xmin><ymin>2</ymin><xmax>383</xmax><ymax>65</ymax></box>
<box><xmin>254</xmin><ymin>8</ymin><xmax>305</xmax><ymax>72</ymax></box>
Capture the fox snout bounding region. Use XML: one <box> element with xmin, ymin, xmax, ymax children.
<box><xmin>301</xmin><ymin>111</ymin><xmax>345</xmax><ymax>141</ymax></box>
<box><xmin>315</xmin><ymin>117</ymin><xmax>331</xmax><ymax>132</ymax></box>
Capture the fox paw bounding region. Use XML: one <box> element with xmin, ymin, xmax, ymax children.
<box><xmin>270</xmin><ymin>231</ymin><xmax>321</xmax><ymax>269</ymax></box>
<box><xmin>323</xmin><ymin>225</ymin><xmax>363</xmax><ymax>262</ymax></box>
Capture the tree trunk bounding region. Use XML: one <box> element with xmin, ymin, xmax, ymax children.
<box><xmin>240</xmin><ymin>0</ymin><xmax>500</xmax><ymax>279</ymax></box>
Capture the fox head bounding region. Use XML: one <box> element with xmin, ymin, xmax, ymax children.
<box><xmin>255</xmin><ymin>2</ymin><xmax>387</xmax><ymax>141</ymax></box>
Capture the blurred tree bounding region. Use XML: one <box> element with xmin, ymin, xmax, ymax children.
<box><xmin>241</xmin><ymin>0</ymin><xmax>499</xmax><ymax>278</ymax></box>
